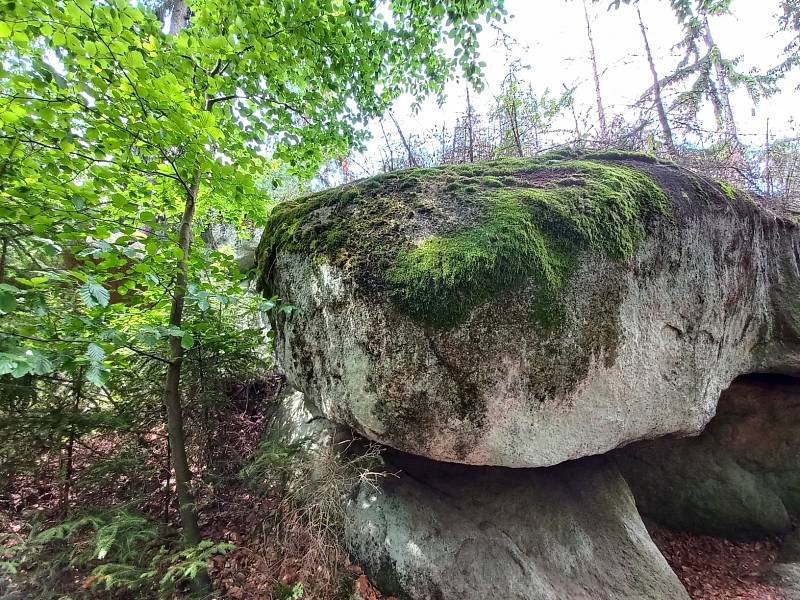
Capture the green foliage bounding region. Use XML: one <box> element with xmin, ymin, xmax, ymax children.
<box><xmin>7</xmin><ymin>508</ymin><xmax>233</xmax><ymax>596</ymax></box>
<box><xmin>1</xmin><ymin>0</ymin><xmax>506</xmax><ymax>594</ymax></box>
<box><xmin>0</xmin><ymin>0</ymin><xmax>507</xmax><ymax>471</ymax></box>
<box><xmin>492</xmin><ymin>66</ymin><xmax>573</xmax><ymax>157</ymax></box>
<box><xmin>32</xmin><ymin>510</ymin><xmax>158</xmax><ymax>569</ymax></box>
<box><xmin>258</xmin><ymin>154</ymin><xmax>669</xmax><ymax>328</ymax></box>
<box><xmin>718</xmin><ymin>180</ymin><xmax>737</xmax><ymax>201</ymax></box>
<box><xmin>0</xmin><ymin>0</ymin><xmax>507</xmax><ymax>391</ymax></box>
<box><xmin>774</xmin><ymin>0</ymin><xmax>800</xmax><ymax>76</ymax></box>
<box><xmin>274</xmin><ymin>581</ymin><xmax>305</xmax><ymax>600</ymax></box>
<box><xmin>659</xmin><ymin>1</ymin><xmax>775</xmax><ymax>121</ymax></box>
<box><xmin>158</xmin><ymin>539</ymin><xmax>234</xmax><ymax>592</ymax></box>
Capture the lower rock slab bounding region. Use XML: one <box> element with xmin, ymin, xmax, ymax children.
<box><xmin>345</xmin><ymin>452</ymin><xmax>688</xmax><ymax>600</ymax></box>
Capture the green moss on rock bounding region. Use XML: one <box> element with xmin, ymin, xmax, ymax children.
<box><xmin>719</xmin><ymin>180</ymin><xmax>738</xmax><ymax>202</ymax></box>
<box><xmin>257</xmin><ymin>153</ymin><xmax>672</xmax><ymax>328</ymax></box>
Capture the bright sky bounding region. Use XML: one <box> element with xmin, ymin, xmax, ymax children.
<box><xmin>354</xmin><ymin>0</ymin><xmax>800</xmax><ymax>175</ymax></box>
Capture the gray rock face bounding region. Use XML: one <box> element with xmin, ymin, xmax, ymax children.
<box><xmin>261</xmin><ymin>156</ymin><xmax>800</xmax><ymax>468</ymax></box>
<box><xmin>764</xmin><ymin>530</ymin><xmax>800</xmax><ymax>600</ymax></box>
<box><xmin>616</xmin><ymin>374</ymin><xmax>800</xmax><ymax>539</ymax></box>
<box><xmin>264</xmin><ymin>387</ymin><xmax>336</xmax><ymax>452</ymax></box>
<box><xmin>345</xmin><ymin>452</ymin><xmax>689</xmax><ymax>600</ymax></box>
<box><xmin>765</xmin><ymin>563</ymin><xmax>800</xmax><ymax>600</ymax></box>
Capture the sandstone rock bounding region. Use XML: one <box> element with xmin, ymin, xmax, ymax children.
<box><xmin>764</xmin><ymin>563</ymin><xmax>800</xmax><ymax>600</ymax></box>
<box><xmin>257</xmin><ymin>152</ymin><xmax>800</xmax><ymax>467</ymax></box>
<box><xmin>345</xmin><ymin>452</ymin><xmax>689</xmax><ymax>600</ymax></box>
<box><xmin>264</xmin><ymin>386</ymin><xmax>336</xmax><ymax>452</ymax></box>
<box><xmin>616</xmin><ymin>374</ymin><xmax>800</xmax><ymax>538</ymax></box>
<box><xmin>781</xmin><ymin>529</ymin><xmax>800</xmax><ymax>562</ymax></box>
<box><xmin>764</xmin><ymin>530</ymin><xmax>800</xmax><ymax>600</ymax></box>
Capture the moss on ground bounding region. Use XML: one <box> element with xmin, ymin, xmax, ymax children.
<box><xmin>257</xmin><ymin>152</ymin><xmax>672</xmax><ymax>328</ymax></box>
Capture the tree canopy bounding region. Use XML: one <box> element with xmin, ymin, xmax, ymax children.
<box><xmin>0</xmin><ymin>0</ymin><xmax>505</xmax><ymax>592</ymax></box>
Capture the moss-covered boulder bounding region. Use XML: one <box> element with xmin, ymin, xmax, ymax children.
<box><xmin>257</xmin><ymin>152</ymin><xmax>800</xmax><ymax>467</ymax></box>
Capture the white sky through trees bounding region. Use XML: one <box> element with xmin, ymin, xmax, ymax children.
<box><xmin>355</xmin><ymin>0</ymin><xmax>800</xmax><ymax>175</ymax></box>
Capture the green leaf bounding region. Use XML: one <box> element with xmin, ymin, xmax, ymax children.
<box><xmin>86</xmin><ymin>364</ymin><xmax>110</xmax><ymax>386</ymax></box>
<box><xmin>0</xmin><ymin>289</ymin><xmax>17</xmax><ymax>313</ymax></box>
<box><xmin>79</xmin><ymin>279</ymin><xmax>110</xmax><ymax>308</ymax></box>
<box><xmin>86</xmin><ymin>342</ymin><xmax>106</xmax><ymax>362</ymax></box>
<box><xmin>180</xmin><ymin>332</ymin><xmax>194</xmax><ymax>349</ymax></box>
<box><xmin>0</xmin><ymin>354</ymin><xmax>17</xmax><ymax>376</ymax></box>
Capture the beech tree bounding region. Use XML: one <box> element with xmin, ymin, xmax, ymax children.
<box><xmin>1</xmin><ymin>0</ymin><xmax>505</xmax><ymax>591</ymax></box>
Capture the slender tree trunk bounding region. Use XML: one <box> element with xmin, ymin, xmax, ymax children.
<box><xmin>163</xmin><ymin>169</ymin><xmax>212</xmax><ymax>596</ymax></box>
<box><xmin>583</xmin><ymin>0</ymin><xmax>608</xmax><ymax>143</ymax></box>
<box><xmin>378</xmin><ymin>118</ymin><xmax>395</xmax><ymax>171</ymax></box>
<box><xmin>162</xmin><ymin>425</ymin><xmax>172</xmax><ymax>531</ymax></box>
<box><xmin>60</xmin><ymin>371</ymin><xmax>83</xmax><ymax>517</ymax></box>
<box><xmin>567</xmin><ymin>89</ymin><xmax>582</xmax><ymax>145</ymax></box>
<box><xmin>439</xmin><ymin>122</ymin><xmax>447</xmax><ymax>164</ymax></box>
<box><xmin>507</xmin><ymin>94</ymin><xmax>523</xmax><ymax>157</ymax></box>
<box><xmin>701</xmin><ymin>15</ymin><xmax>740</xmax><ymax>151</ymax></box>
<box><xmin>465</xmin><ymin>85</ymin><xmax>475</xmax><ymax>162</ymax></box>
<box><xmin>161</xmin><ymin>5</ymin><xmax>211</xmax><ymax>594</ymax></box>
<box><xmin>765</xmin><ymin>117</ymin><xmax>774</xmax><ymax>201</ymax></box>
<box><xmin>389</xmin><ymin>111</ymin><xmax>418</xmax><ymax>168</ymax></box>
<box><xmin>169</xmin><ymin>0</ymin><xmax>189</xmax><ymax>34</ymax></box>
<box><xmin>636</xmin><ymin>3</ymin><xmax>676</xmax><ymax>157</ymax></box>
<box><xmin>0</xmin><ymin>237</ymin><xmax>7</xmax><ymax>284</ymax></box>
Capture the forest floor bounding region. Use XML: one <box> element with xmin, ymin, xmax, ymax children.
<box><xmin>651</xmin><ymin>527</ymin><xmax>784</xmax><ymax>600</ymax></box>
<box><xmin>0</xmin><ymin>375</ymin><xmax>789</xmax><ymax>599</ymax></box>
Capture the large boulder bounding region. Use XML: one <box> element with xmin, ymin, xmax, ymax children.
<box><xmin>616</xmin><ymin>373</ymin><xmax>800</xmax><ymax>538</ymax></box>
<box><xmin>260</xmin><ymin>387</ymin><xmax>689</xmax><ymax>599</ymax></box>
<box><xmin>345</xmin><ymin>451</ymin><xmax>689</xmax><ymax>600</ymax></box>
<box><xmin>257</xmin><ymin>152</ymin><xmax>800</xmax><ymax>467</ymax></box>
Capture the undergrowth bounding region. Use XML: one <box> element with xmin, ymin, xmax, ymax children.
<box><xmin>242</xmin><ymin>436</ymin><xmax>387</xmax><ymax>599</ymax></box>
<box><xmin>1</xmin><ymin>508</ymin><xmax>232</xmax><ymax>598</ymax></box>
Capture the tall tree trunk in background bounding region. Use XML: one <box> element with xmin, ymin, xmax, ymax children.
<box><xmin>465</xmin><ymin>85</ymin><xmax>475</xmax><ymax>162</ymax></box>
<box><xmin>636</xmin><ymin>3</ymin><xmax>676</xmax><ymax>157</ymax></box>
<box><xmin>701</xmin><ymin>14</ymin><xmax>742</xmax><ymax>161</ymax></box>
<box><xmin>169</xmin><ymin>0</ymin><xmax>189</xmax><ymax>34</ymax></box>
<box><xmin>0</xmin><ymin>238</ymin><xmax>7</xmax><ymax>284</ymax></box>
<box><xmin>389</xmin><ymin>111</ymin><xmax>418</xmax><ymax>167</ymax></box>
<box><xmin>582</xmin><ymin>0</ymin><xmax>608</xmax><ymax>143</ymax></box>
<box><xmin>60</xmin><ymin>370</ymin><xmax>83</xmax><ymax>517</ymax></box>
<box><xmin>438</xmin><ymin>122</ymin><xmax>448</xmax><ymax>164</ymax></box>
<box><xmin>766</xmin><ymin>117</ymin><xmax>774</xmax><ymax>199</ymax></box>
<box><xmin>378</xmin><ymin>118</ymin><xmax>395</xmax><ymax>171</ymax></box>
<box><xmin>507</xmin><ymin>93</ymin><xmax>523</xmax><ymax>156</ymax></box>
<box><xmin>566</xmin><ymin>85</ymin><xmax>583</xmax><ymax>146</ymax></box>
